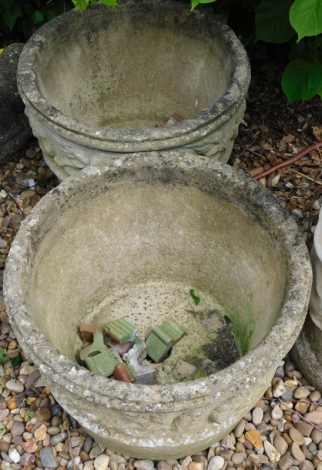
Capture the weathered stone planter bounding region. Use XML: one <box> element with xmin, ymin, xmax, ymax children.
<box><xmin>4</xmin><ymin>153</ymin><xmax>311</xmax><ymax>459</ymax></box>
<box><xmin>291</xmin><ymin>316</ymin><xmax>322</xmax><ymax>392</ymax></box>
<box><xmin>17</xmin><ymin>0</ymin><xmax>250</xmax><ymax>181</ymax></box>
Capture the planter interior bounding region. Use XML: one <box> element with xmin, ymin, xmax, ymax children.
<box><xmin>36</xmin><ymin>3</ymin><xmax>235</xmax><ymax>128</ymax></box>
<box><xmin>4</xmin><ymin>153</ymin><xmax>311</xmax><ymax>459</ymax></box>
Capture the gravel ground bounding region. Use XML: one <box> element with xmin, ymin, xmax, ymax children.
<box><xmin>0</xmin><ymin>73</ymin><xmax>321</xmax><ymax>469</ymax></box>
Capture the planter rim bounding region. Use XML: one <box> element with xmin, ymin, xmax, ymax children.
<box><xmin>4</xmin><ymin>153</ymin><xmax>312</xmax><ymax>410</ymax></box>
<box><xmin>17</xmin><ymin>0</ymin><xmax>250</xmax><ymax>148</ymax></box>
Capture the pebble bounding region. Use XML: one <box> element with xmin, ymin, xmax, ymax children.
<box><xmin>8</xmin><ymin>448</ymin><xmax>20</xmax><ymax>463</ymax></box>
<box><xmin>234</xmin><ymin>419</ymin><xmax>246</xmax><ymax>438</ymax></box>
<box><xmin>274</xmin><ymin>435</ymin><xmax>288</xmax><ymax>456</ymax></box>
<box><xmin>272</xmin><ymin>405</ymin><xmax>284</xmax><ymax>420</ymax></box>
<box><xmin>0</xmin><ymin>441</ymin><xmax>10</xmax><ymax>452</ymax></box>
<box><xmin>5</xmin><ymin>380</ymin><xmax>24</xmax><ymax>393</ymax></box>
<box><xmin>299</xmin><ymin>460</ymin><xmax>314</xmax><ymax>470</ymax></box>
<box><xmin>207</xmin><ymin>456</ymin><xmax>225</xmax><ymax>470</ymax></box>
<box><xmin>110</xmin><ymin>454</ymin><xmax>127</xmax><ymax>464</ymax></box>
<box><xmin>40</xmin><ymin>446</ymin><xmax>58</xmax><ymax>468</ymax></box>
<box><xmin>289</xmin><ymin>428</ymin><xmax>305</xmax><ymax>445</ymax></box>
<box><xmin>22</xmin><ymin>440</ymin><xmax>38</xmax><ymax>453</ymax></box>
<box><xmin>291</xmin><ymin>442</ymin><xmax>306</xmax><ymax>461</ymax></box>
<box><xmin>82</xmin><ymin>436</ymin><xmax>93</xmax><ymax>453</ymax></box>
<box><xmin>134</xmin><ymin>461</ymin><xmax>155</xmax><ymax>470</ymax></box>
<box><xmin>252</xmin><ymin>407</ymin><xmax>264</xmax><ymax>425</ymax></box>
<box><xmin>35</xmin><ymin>407</ymin><xmax>52</xmax><ymax>422</ymax></box>
<box><xmin>245</xmin><ymin>430</ymin><xmax>263</xmax><ymax>449</ymax></box>
<box><xmin>10</xmin><ymin>422</ymin><xmax>24</xmax><ymax>436</ymax></box>
<box><xmin>231</xmin><ymin>452</ymin><xmax>247</xmax><ymax>465</ymax></box>
<box><xmin>304</xmin><ymin>411</ymin><xmax>322</xmax><ymax>424</ymax></box>
<box><xmin>264</xmin><ymin>440</ymin><xmax>281</xmax><ymax>464</ymax></box>
<box><xmin>89</xmin><ymin>446</ymin><xmax>101</xmax><ymax>459</ymax></box>
<box><xmin>310</xmin><ymin>391</ymin><xmax>321</xmax><ymax>402</ymax></box>
<box><xmin>311</xmin><ymin>429</ymin><xmax>322</xmax><ymax>444</ymax></box>
<box><xmin>273</xmin><ymin>379</ymin><xmax>286</xmax><ymax>397</ymax></box>
<box><xmin>34</xmin><ymin>424</ymin><xmax>48</xmax><ymax>441</ymax></box>
<box><xmin>279</xmin><ymin>455</ymin><xmax>295</xmax><ymax>470</ymax></box>
<box><xmin>47</xmin><ymin>426</ymin><xmax>61</xmax><ymax>435</ymax></box>
<box><xmin>189</xmin><ymin>463</ymin><xmax>203</xmax><ymax>470</ymax></box>
<box><xmin>294</xmin><ymin>387</ymin><xmax>310</xmax><ymax>399</ymax></box>
<box><xmin>50</xmin><ymin>431</ymin><xmax>68</xmax><ymax>445</ymax></box>
<box><xmin>94</xmin><ymin>455</ymin><xmax>110</xmax><ymax>470</ymax></box>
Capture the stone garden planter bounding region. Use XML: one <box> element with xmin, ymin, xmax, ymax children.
<box><xmin>17</xmin><ymin>0</ymin><xmax>250</xmax><ymax>181</ymax></box>
<box><xmin>4</xmin><ymin>153</ymin><xmax>311</xmax><ymax>459</ymax></box>
<box><xmin>291</xmin><ymin>316</ymin><xmax>322</xmax><ymax>392</ymax></box>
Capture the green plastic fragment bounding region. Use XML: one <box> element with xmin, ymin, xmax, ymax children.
<box><xmin>79</xmin><ymin>324</ymin><xmax>107</xmax><ymax>361</ymax></box>
<box><xmin>146</xmin><ymin>320</ymin><xmax>186</xmax><ymax>363</ymax></box>
<box><xmin>104</xmin><ymin>317</ymin><xmax>138</xmax><ymax>344</ymax></box>
<box><xmin>85</xmin><ymin>347</ymin><xmax>122</xmax><ymax>377</ymax></box>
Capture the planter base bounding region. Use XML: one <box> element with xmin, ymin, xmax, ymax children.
<box><xmin>291</xmin><ymin>315</ymin><xmax>322</xmax><ymax>392</ymax></box>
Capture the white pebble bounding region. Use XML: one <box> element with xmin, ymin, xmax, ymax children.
<box><xmin>8</xmin><ymin>448</ymin><xmax>21</xmax><ymax>463</ymax></box>
<box><xmin>94</xmin><ymin>455</ymin><xmax>110</xmax><ymax>470</ymax></box>
<box><xmin>207</xmin><ymin>456</ymin><xmax>225</xmax><ymax>470</ymax></box>
<box><xmin>271</xmin><ymin>405</ymin><xmax>283</xmax><ymax>420</ymax></box>
<box><xmin>5</xmin><ymin>379</ymin><xmax>24</xmax><ymax>393</ymax></box>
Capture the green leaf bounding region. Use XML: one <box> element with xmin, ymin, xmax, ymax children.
<box><xmin>31</xmin><ymin>9</ymin><xmax>44</xmax><ymax>24</ymax></box>
<box><xmin>255</xmin><ymin>0</ymin><xmax>295</xmax><ymax>44</ymax></box>
<box><xmin>0</xmin><ymin>2</ymin><xmax>23</xmax><ymax>30</ymax></box>
<box><xmin>290</xmin><ymin>0</ymin><xmax>322</xmax><ymax>42</ymax></box>
<box><xmin>11</xmin><ymin>356</ymin><xmax>21</xmax><ymax>367</ymax></box>
<box><xmin>189</xmin><ymin>289</ymin><xmax>200</xmax><ymax>305</ymax></box>
<box><xmin>26</xmin><ymin>410</ymin><xmax>35</xmax><ymax>418</ymax></box>
<box><xmin>99</xmin><ymin>0</ymin><xmax>119</xmax><ymax>5</ymax></box>
<box><xmin>0</xmin><ymin>349</ymin><xmax>8</xmax><ymax>364</ymax></box>
<box><xmin>282</xmin><ymin>59</ymin><xmax>322</xmax><ymax>103</ymax></box>
<box><xmin>191</xmin><ymin>0</ymin><xmax>217</xmax><ymax>9</ymax></box>
<box><xmin>71</xmin><ymin>0</ymin><xmax>90</xmax><ymax>10</ymax></box>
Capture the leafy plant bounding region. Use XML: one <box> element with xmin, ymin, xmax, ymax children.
<box><xmin>191</xmin><ymin>0</ymin><xmax>322</xmax><ymax>103</ymax></box>
<box><xmin>71</xmin><ymin>0</ymin><xmax>119</xmax><ymax>10</ymax></box>
<box><xmin>0</xmin><ymin>349</ymin><xmax>8</xmax><ymax>365</ymax></box>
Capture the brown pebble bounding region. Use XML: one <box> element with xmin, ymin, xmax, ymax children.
<box><xmin>22</xmin><ymin>441</ymin><xmax>38</xmax><ymax>453</ymax></box>
<box><xmin>188</xmin><ymin>463</ymin><xmax>203</xmax><ymax>470</ymax></box>
<box><xmin>295</xmin><ymin>401</ymin><xmax>309</xmax><ymax>414</ymax></box>
<box><xmin>35</xmin><ymin>407</ymin><xmax>52</xmax><ymax>422</ymax></box>
<box><xmin>7</xmin><ymin>340</ymin><xmax>17</xmax><ymax>350</ymax></box>
<box><xmin>235</xmin><ymin>443</ymin><xmax>245</xmax><ymax>453</ymax></box>
<box><xmin>294</xmin><ymin>387</ymin><xmax>311</xmax><ymax>399</ymax></box>
<box><xmin>0</xmin><ymin>440</ymin><xmax>10</xmax><ymax>452</ymax></box>
<box><xmin>234</xmin><ymin>420</ymin><xmax>246</xmax><ymax>438</ymax></box>
<box><xmin>80</xmin><ymin>450</ymin><xmax>90</xmax><ymax>462</ymax></box>
<box><xmin>291</xmin><ymin>442</ymin><xmax>305</xmax><ymax>461</ymax></box>
<box><xmin>231</xmin><ymin>452</ymin><xmax>247</xmax><ymax>465</ymax></box>
<box><xmin>220</xmin><ymin>450</ymin><xmax>233</xmax><ymax>460</ymax></box>
<box><xmin>278</xmin><ymin>455</ymin><xmax>295</xmax><ymax>470</ymax></box>
<box><xmin>282</xmin><ymin>432</ymin><xmax>293</xmax><ymax>446</ymax></box>
<box><xmin>295</xmin><ymin>422</ymin><xmax>314</xmax><ymax>437</ymax></box>
<box><xmin>58</xmin><ymin>451</ymin><xmax>71</xmax><ymax>459</ymax></box>
<box><xmin>245</xmin><ymin>430</ymin><xmax>263</xmax><ymax>449</ymax></box>
<box><xmin>274</xmin><ymin>435</ymin><xmax>288</xmax><ymax>456</ymax></box>
<box><xmin>304</xmin><ymin>410</ymin><xmax>322</xmax><ymax>424</ymax></box>
<box><xmin>289</xmin><ymin>427</ymin><xmax>305</xmax><ymax>445</ymax></box>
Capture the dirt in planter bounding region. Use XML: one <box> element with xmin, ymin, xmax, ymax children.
<box><xmin>178</xmin><ymin>310</ymin><xmax>242</xmax><ymax>380</ymax></box>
